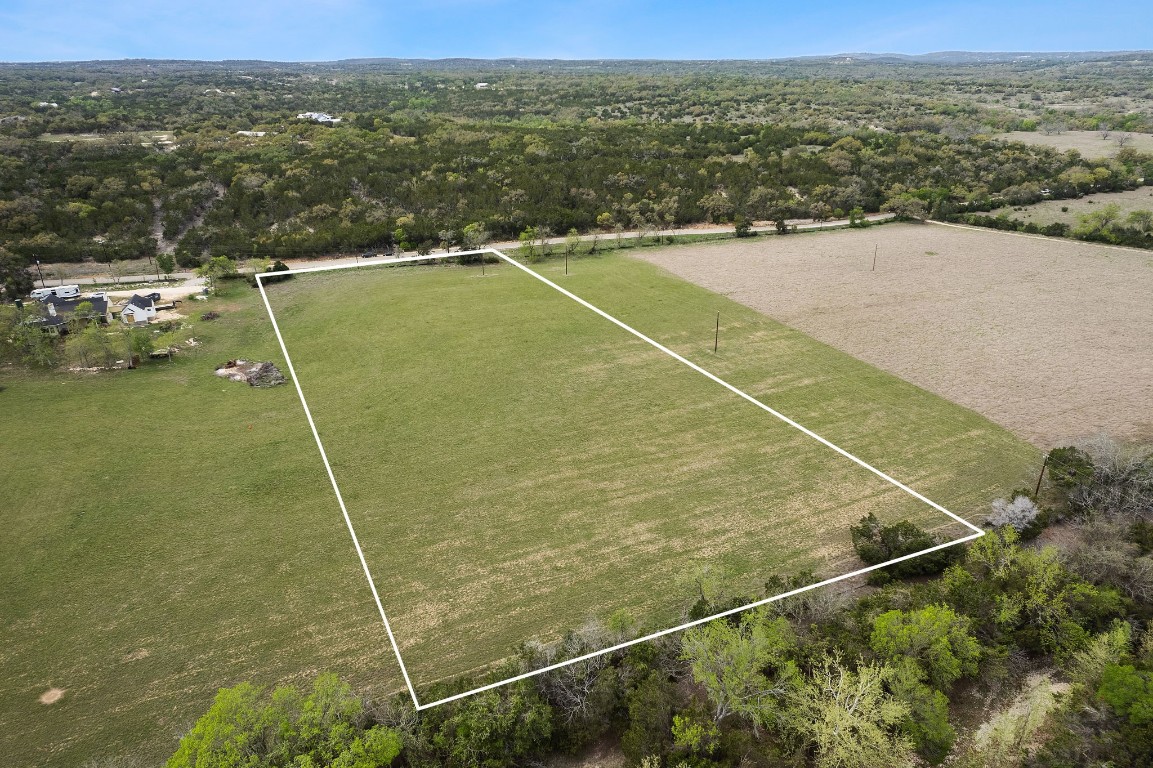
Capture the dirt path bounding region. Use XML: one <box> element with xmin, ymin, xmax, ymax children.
<box><xmin>635</xmin><ymin>222</ymin><xmax>1153</xmax><ymax>448</ymax></box>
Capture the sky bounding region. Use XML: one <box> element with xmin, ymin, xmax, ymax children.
<box><xmin>0</xmin><ymin>0</ymin><xmax>1150</xmax><ymax>62</ymax></box>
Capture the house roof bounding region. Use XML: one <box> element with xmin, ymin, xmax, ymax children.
<box><xmin>126</xmin><ymin>294</ymin><xmax>154</xmax><ymax>309</ymax></box>
<box><xmin>25</xmin><ymin>314</ymin><xmax>66</xmax><ymax>328</ymax></box>
<box><xmin>43</xmin><ymin>296</ymin><xmax>109</xmax><ymax>314</ymax></box>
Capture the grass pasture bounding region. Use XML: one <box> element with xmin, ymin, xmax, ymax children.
<box><xmin>0</xmin><ymin>252</ymin><xmax>1040</xmax><ymax>765</ymax></box>
<box><xmin>0</xmin><ymin>286</ymin><xmax>405</xmax><ymax>767</ymax></box>
<box><xmin>263</xmin><ymin>255</ymin><xmax>1040</xmax><ymax>700</ymax></box>
<box><xmin>996</xmin><ymin>130</ymin><xmax>1153</xmax><ymax>158</ymax></box>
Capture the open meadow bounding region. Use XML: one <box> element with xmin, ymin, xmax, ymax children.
<box><xmin>991</xmin><ymin>186</ymin><xmax>1153</xmax><ymax>227</ymax></box>
<box><xmin>996</xmin><ymin>130</ymin><xmax>1153</xmax><ymax>158</ymax></box>
<box><xmin>636</xmin><ymin>222</ymin><xmax>1153</xmax><ymax>447</ymax></box>
<box><xmin>1</xmin><ymin>253</ymin><xmax>1041</xmax><ymax>764</ymax></box>
<box><xmin>0</xmin><ymin>285</ymin><xmax>406</xmax><ymax>767</ymax></box>
<box><xmin>264</xmin><ymin>255</ymin><xmax>1039</xmax><ymax>700</ymax></box>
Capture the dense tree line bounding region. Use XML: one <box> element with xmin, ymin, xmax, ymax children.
<box><xmin>2</xmin><ymin>112</ymin><xmax>1149</xmax><ymax>270</ymax></box>
<box><xmin>1</xmin><ymin>57</ymin><xmax>1151</xmax><ymax>277</ymax></box>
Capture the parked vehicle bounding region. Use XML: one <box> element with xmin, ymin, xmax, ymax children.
<box><xmin>52</xmin><ymin>285</ymin><xmax>81</xmax><ymax>299</ymax></box>
<box><xmin>29</xmin><ymin>287</ymin><xmax>54</xmax><ymax>300</ymax></box>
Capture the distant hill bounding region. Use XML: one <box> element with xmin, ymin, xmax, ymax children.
<box><xmin>3</xmin><ymin>50</ymin><xmax>1151</xmax><ymax>73</ymax></box>
<box><xmin>797</xmin><ymin>50</ymin><xmax>1152</xmax><ymax>64</ymax></box>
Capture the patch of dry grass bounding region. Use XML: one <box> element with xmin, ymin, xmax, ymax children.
<box><xmin>996</xmin><ymin>130</ymin><xmax>1153</xmax><ymax>158</ymax></box>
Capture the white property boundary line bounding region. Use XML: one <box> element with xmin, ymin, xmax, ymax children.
<box><xmin>255</xmin><ymin>247</ymin><xmax>986</xmax><ymax>711</ymax></box>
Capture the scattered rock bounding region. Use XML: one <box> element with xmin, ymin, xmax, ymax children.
<box><xmin>214</xmin><ymin>359</ymin><xmax>286</xmax><ymax>388</ymax></box>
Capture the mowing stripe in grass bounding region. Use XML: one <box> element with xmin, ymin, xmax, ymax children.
<box><xmin>258</xmin><ymin>248</ymin><xmax>983</xmax><ymax>710</ymax></box>
<box><xmin>257</xmin><ymin>265</ymin><xmax>422</xmax><ymax>708</ymax></box>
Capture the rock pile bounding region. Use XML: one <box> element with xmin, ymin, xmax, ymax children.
<box><xmin>214</xmin><ymin>360</ymin><xmax>286</xmax><ymax>388</ymax></box>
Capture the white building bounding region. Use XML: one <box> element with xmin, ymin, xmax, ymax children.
<box><xmin>296</xmin><ymin>112</ymin><xmax>341</xmax><ymax>123</ymax></box>
<box><xmin>121</xmin><ymin>294</ymin><xmax>157</xmax><ymax>324</ymax></box>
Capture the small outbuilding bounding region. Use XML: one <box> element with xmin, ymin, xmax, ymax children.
<box><xmin>120</xmin><ymin>294</ymin><xmax>158</xmax><ymax>324</ymax></box>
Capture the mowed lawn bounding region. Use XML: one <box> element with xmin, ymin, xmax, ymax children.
<box><xmin>264</xmin><ymin>255</ymin><xmax>1041</xmax><ymax>700</ymax></box>
<box><xmin>0</xmin><ymin>286</ymin><xmax>405</xmax><ymax>768</ymax></box>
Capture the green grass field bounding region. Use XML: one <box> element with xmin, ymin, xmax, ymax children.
<box><xmin>0</xmin><ymin>253</ymin><xmax>1041</xmax><ymax>765</ymax></box>
<box><xmin>0</xmin><ymin>286</ymin><xmax>406</xmax><ymax>767</ymax></box>
<box><xmin>263</xmin><ymin>254</ymin><xmax>1041</xmax><ymax>701</ymax></box>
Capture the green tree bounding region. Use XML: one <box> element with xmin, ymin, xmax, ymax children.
<box><xmin>620</xmin><ymin>673</ymin><xmax>675</xmax><ymax>765</ymax></box>
<box><xmin>784</xmin><ymin>655</ymin><xmax>915</xmax><ymax>768</ymax></box>
<box><xmin>0</xmin><ymin>249</ymin><xmax>34</xmax><ymax>300</ymax></box>
<box><xmin>263</xmin><ymin>260</ymin><xmax>293</xmax><ymax>284</ymax></box>
<box><xmin>1073</xmin><ymin>203</ymin><xmax>1123</xmax><ymax>241</ymax></box>
<box><xmin>887</xmin><ymin>663</ymin><xmax>955</xmax><ymax>765</ymax></box>
<box><xmin>671</xmin><ymin>710</ymin><xmax>719</xmax><ymax>756</ymax></box>
<box><xmin>564</xmin><ymin>228</ymin><xmax>581</xmax><ymax>257</ymax></box>
<box><xmin>330</xmin><ymin>727</ymin><xmax>403</xmax><ymax>768</ymax></box>
<box><xmin>126</xmin><ymin>325</ymin><xmax>155</xmax><ymax>363</ymax></box>
<box><xmin>850</xmin><ymin>513</ymin><xmax>959</xmax><ymax>579</ymax></box>
<box><xmin>1126</xmin><ymin>209</ymin><xmax>1153</xmax><ymax>235</ymax></box>
<box><xmin>698</xmin><ymin>190</ymin><xmax>734</xmax><ymax>223</ymax></box>
<box><xmin>196</xmin><ymin>255</ymin><xmax>238</xmax><ymax>290</ymax></box>
<box><xmin>69</xmin><ymin>300</ymin><xmax>95</xmax><ymax>333</ymax></box>
<box><xmin>1099</xmin><ymin>665</ymin><xmax>1153</xmax><ymax>726</ymax></box>
<box><xmin>168</xmin><ymin>674</ymin><xmax>402</xmax><ymax>768</ymax></box>
<box><xmin>425</xmin><ymin>680</ymin><xmax>552</xmax><ymax>768</ymax></box>
<box><xmin>870</xmin><ymin>605</ymin><xmax>980</xmax><ymax>689</ymax></box>
<box><xmin>461</xmin><ymin>222</ymin><xmax>490</xmax><ymax>251</ymax></box>
<box><xmin>882</xmin><ymin>196</ymin><xmax>927</xmax><ymax>221</ymax></box>
<box><xmin>0</xmin><ymin>304</ymin><xmax>58</xmax><ymax>366</ymax></box>
<box><xmin>517</xmin><ymin>227</ymin><xmax>538</xmax><ymax>262</ymax></box>
<box><xmin>156</xmin><ymin>252</ymin><xmax>176</xmax><ymax>279</ymax></box>
<box><xmin>167</xmin><ymin>682</ymin><xmax>265</xmax><ymax>768</ymax></box>
<box><xmin>67</xmin><ymin>322</ymin><xmax>119</xmax><ymax>368</ymax></box>
<box><xmin>681</xmin><ymin>611</ymin><xmax>799</xmax><ymax>731</ymax></box>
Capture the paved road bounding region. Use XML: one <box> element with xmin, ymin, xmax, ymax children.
<box><xmin>43</xmin><ymin>213</ymin><xmax>896</xmax><ymax>285</ymax></box>
<box><xmin>282</xmin><ymin>213</ymin><xmax>896</xmax><ymax>271</ymax></box>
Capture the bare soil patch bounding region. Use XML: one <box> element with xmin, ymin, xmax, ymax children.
<box><xmin>635</xmin><ymin>223</ymin><xmax>1153</xmax><ymax>447</ymax></box>
<box><xmin>38</xmin><ymin>688</ymin><xmax>65</xmax><ymax>705</ymax></box>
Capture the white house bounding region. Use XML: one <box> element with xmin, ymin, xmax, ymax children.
<box><xmin>121</xmin><ymin>294</ymin><xmax>157</xmax><ymax>324</ymax></box>
<box><xmin>296</xmin><ymin>111</ymin><xmax>341</xmax><ymax>123</ymax></box>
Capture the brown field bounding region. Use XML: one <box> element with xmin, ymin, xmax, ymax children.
<box><xmin>995</xmin><ymin>130</ymin><xmax>1153</xmax><ymax>159</ymax></box>
<box><xmin>992</xmin><ymin>187</ymin><xmax>1153</xmax><ymax>227</ymax></box>
<box><xmin>636</xmin><ymin>222</ymin><xmax>1153</xmax><ymax>448</ymax></box>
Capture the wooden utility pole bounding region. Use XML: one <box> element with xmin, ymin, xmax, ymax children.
<box><xmin>565</xmin><ymin>250</ymin><xmax>569</xmax><ymax>276</ymax></box>
<box><xmin>714</xmin><ymin>312</ymin><xmax>720</xmax><ymax>353</ymax></box>
<box><xmin>872</xmin><ymin>245</ymin><xmax>878</xmax><ymax>271</ymax></box>
<box><xmin>1034</xmin><ymin>453</ymin><xmax>1050</xmax><ymax>498</ymax></box>
<box><xmin>480</xmin><ymin>253</ymin><xmax>485</xmax><ymax>276</ymax></box>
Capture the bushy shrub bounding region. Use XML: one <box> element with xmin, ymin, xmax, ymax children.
<box><xmin>850</xmin><ymin>513</ymin><xmax>961</xmax><ymax>581</ymax></box>
<box><xmin>988</xmin><ymin>495</ymin><xmax>1041</xmax><ymax>533</ymax></box>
